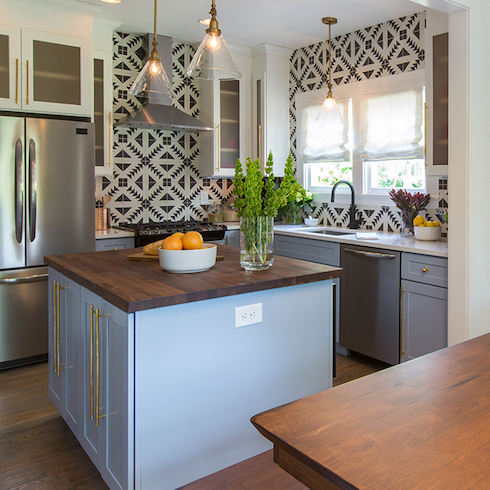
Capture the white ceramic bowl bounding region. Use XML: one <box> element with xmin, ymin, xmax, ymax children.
<box><xmin>414</xmin><ymin>226</ymin><xmax>441</xmax><ymax>241</ymax></box>
<box><xmin>158</xmin><ymin>243</ymin><xmax>217</xmax><ymax>273</ymax></box>
<box><xmin>304</xmin><ymin>218</ymin><xmax>319</xmax><ymax>227</ymax></box>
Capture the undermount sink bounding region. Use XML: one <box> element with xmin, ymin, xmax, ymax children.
<box><xmin>308</xmin><ymin>229</ymin><xmax>357</xmax><ymax>236</ymax></box>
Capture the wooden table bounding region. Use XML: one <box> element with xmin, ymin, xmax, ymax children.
<box><xmin>251</xmin><ymin>333</ymin><xmax>490</xmax><ymax>490</ymax></box>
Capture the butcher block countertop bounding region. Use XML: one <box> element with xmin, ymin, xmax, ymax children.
<box><xmin>45</xmin><ymin>246</ymin><xmax>342</xmax><ymax>313</ymax></box>
<box><xmin>251</xmin><ymin>333</ymin><xmax>490</xmax><ymax>490</ymax></box>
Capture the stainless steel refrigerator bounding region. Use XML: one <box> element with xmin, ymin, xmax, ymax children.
<box><xmin>0</xmin><ymin>116</ymin><xmax>95</xmax><ymax>368</ymax></box>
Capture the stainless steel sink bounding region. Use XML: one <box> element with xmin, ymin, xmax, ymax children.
<box><xmin>308</xmin><ymin>229</ymin><xmax>356</xmax><ymax>236</ymax></box>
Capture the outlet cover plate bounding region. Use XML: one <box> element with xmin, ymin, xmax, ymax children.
<box><xmin>235</xmin><ymin>303</ymin><xmax>263</xmax><ymax>328</ymax></box>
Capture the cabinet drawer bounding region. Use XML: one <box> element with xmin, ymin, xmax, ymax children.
<box><xmin>401</xmin><ymin>253</ymin><xmax>448</xmax><ymax>288</ymax></box>
<box><xmin>275</xmin><ymin>235</ymin><xmax>340</xmax><ymax>267</ymax></box>
<box><xmin>95</xmin><ymin>237</ymin><xmax>135</xmax><ymax>251</ymax></box>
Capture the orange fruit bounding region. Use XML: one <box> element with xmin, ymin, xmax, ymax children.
<box><xmin>161</xmin><ymin>235</ymin><xmax>183</xmax><ymax>250</ymax></box>
<box><xmin>182</xmin><ymin>231</ymin><xmax>204</xmax><ymax>250</ymax></box>
<box><xmin>172</xmin><ymin>232</ymin><xmax>185</xmax><ymax>239</ymax></box>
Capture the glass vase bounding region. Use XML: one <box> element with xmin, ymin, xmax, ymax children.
<box><xmin>400</xmin><ymin>209</ymin><xmax>416</xmax><ymax>237</ymax></box>
<box><xmin>239</xmin><ymin>216</ymin><xmax>274</xmax><ymax>271</ymax></box>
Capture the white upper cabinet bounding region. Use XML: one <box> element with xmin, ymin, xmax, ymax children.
<box><xmin>199</xmin><ymin>47</ymin><xmax>252</xmax><ymax>178</ymax></box>
<box><xmin>425</xmin><ymin>10</ymin><xmax>449</xmax><ymax>176</ymax></box>
<box><xmin>252</xmin><ymin>44</ymin><xmax>291</xmax><ymax>177</ymax></box>
<box><xmin>0</xmin><ymin>25</ymin><xmax>92</xmax><ymax>117</ymax></box>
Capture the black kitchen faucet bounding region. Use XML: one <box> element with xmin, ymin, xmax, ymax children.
<box><xmin>330</xmin><ymin>180</ymin><xmax>361</xmax><ymax>229</ymax></box>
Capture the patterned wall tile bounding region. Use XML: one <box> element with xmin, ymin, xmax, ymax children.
<box><xmin>98</xmin><ymin>33</ymin><xmax>233</xmax><ymax>226</ymax></box>
<box><xmin>289</xmin><ymin>12</ymin><xmax>447</xmax><ymax>236</ymax></box>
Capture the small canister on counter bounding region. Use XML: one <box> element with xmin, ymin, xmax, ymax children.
<box><xmin>207</xmin><ymin>203</ymin><xmax>224</xmax><ymax>223</ymax></box>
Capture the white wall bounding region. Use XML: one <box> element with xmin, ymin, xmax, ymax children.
<box><xmin>413</xmin><ymin>0</ymin><xmax>490</xmax><ymax>344</ymax></box>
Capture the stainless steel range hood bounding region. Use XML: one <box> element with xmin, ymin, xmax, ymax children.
<box><xmin>115</xmin><ymin>35</ymin><xmax>212</xmax><ymax>132</ymax></box>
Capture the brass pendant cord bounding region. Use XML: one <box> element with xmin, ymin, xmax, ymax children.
<box><xmin>322</xmin><ymin>17</ymin><xmax>337</xmax><ymax>99</ymax></box>
<box><xmin>150</xmin><ymin>0</ymin><xmax>160</xmax><ymax>62</ymax></box>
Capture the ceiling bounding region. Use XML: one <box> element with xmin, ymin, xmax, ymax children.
<box><xmin>74</xmin><ymin>0</ymin><xmax>460</xmax><ymax>50</ymax></box>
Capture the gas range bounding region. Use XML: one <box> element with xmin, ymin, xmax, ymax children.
<box><xmin>115</xmin><ymin>221</ymin><xmax>227</xmax><ymax>247</ymax></box>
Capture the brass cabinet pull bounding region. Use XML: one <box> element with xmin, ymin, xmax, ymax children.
<box><xmin>15</xmin><ymin>59</ymin><xmax>18</xmax><ymax>104</ymax></box>
<box><xmin>216</xmin><ymin>124</ymin><xmax>220</xmax><ymax>172</ymax></box>
<box><xmin>95</xmin><ymin>308</ymin><xmax>107</xmax><ymax>427</ymax></box>
<box><xmin>400</xmin><ymin>287</ymin><xmax>405</xmax><ymax>360</ymax></box>
<box><xmin>53</xmin><ymin>280</ymin><xmax>66</xmax><ymax>375</ymax></box>
<box><xmin>89</xmin><ymin>304</ymin><xmax>94</xmax><ymax>419</ymax></box>
<box><xmin>108</xmin><ymin>111</ymin><xmax>112</xmax><ymax>167</ymax></box>
<box><xmin>26</xmin><ymin>60</ymin><xmax>29</xmax><ymax>105</ymax></box>
<box><xmin>258</xmin><ymin>124</ymin><xmax>263</xmax><ymax>167</ymax></box>
<box><xmin>422</xmin><ymin>267</ymin><xmax>429</xmax><ymax>272</ymax></box>
<box><xmin>53</xmin><ymin>281</ymin><xmax>58</xmax><ymax>374</ymax></box>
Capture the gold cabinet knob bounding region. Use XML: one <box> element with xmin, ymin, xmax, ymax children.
<box><xmin>422</xmin><ymin>267</ymin><xmax>429</xmax><ymax>272</ymax></box>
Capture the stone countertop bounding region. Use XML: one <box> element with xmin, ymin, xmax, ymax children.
<box><xmin>95</xmin><ymin>227</ymin><xmax>135</xmax><ymax>239</ymax></box>
<box><xmin>45</xmin><ymin>246</ymin><xmax>342</xmax><ymax>313</ymax></box>
<box><xmin>274</xmin><ymin>225</ymin><xmax>448</xmax><ymax>258</ymax></box>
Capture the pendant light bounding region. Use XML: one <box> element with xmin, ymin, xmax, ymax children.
<box><xmin>129</xmin><ymin>0</ymin><xmax>172</xmax><ymax>99</ymax></box>
<box><xmin>316</xmin><ymin>17</ymin><xmax>343</xmax><ymax>125</ymax></box>
<box><xmin>186</xmin><ymin>0</ymin><xmax>241</xmax><ymax>80</ymax></box>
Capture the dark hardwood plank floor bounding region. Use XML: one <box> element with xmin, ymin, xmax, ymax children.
<box><xmin>0</xmin><ymin>352</ymin><xmax>386</xmax><ymax>489</ymax></box>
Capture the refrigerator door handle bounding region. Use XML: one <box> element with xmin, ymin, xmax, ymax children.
<box><xmin>15</xmin><ymin>138</ymin><xmax>24</xmax><ymax>243</ymax></box>
<box><xmin>0</xmin><ymin>273</ymin><xmax>48</xmax><ymax>285</ymax></box>
<box><xmin>28</xmin><ymin>138</ymin><xmax>37</xmax><ymax>242</ymax></box>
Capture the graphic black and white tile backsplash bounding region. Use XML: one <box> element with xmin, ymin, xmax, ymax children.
<box><xmin>289</xmin><ymin>11</ymin><xmax>447</xmax><ymax>236</ymax></box>
<box><xmin>97</xmin><ymin>32</ymin><xmax>233</xmax><ymax>225</ymax></box>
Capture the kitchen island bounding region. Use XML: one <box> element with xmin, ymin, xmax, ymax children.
<box><xmin>252</xmin><ymin>333</ymin><xmax>490</xmax><ymax>489</ymax></box>
<box><xmin>45</xmin><ymin>246</ymin><xmax>342</xmax><ymax>490</ymax></box>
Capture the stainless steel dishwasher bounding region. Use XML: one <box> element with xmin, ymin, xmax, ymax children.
<box><xmin>340</xmin><ymin>244</ymin><xmax>400</xmax><ymax>365</ymax></box>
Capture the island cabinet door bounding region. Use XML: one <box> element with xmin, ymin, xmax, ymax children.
<box><xmin>48</xmin><ymin>270</ymin><xmax>83</xmax><ymax>436</ymax></box>
<box><xmin>80</xmin><ymin>288</ymin><xmax>135</xmax><ymax>490</ymax></box>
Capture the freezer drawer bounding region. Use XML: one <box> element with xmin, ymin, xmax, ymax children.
<box><xmin>0</xmin><ymin>266</ymin><xmax>48</xmax><ymax>366</ymax></box>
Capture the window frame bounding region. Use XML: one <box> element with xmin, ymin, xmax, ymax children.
<box><xmin>295</xmin><ymin>70</ymin><xmax>427</xmax><ymax>203</ymax></box>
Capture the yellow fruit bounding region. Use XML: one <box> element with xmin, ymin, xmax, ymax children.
<box><xmin>433</xmin><ymin>221</ymin><xmax>441</xmax><ymax>227</ymax></box>
<box><xmin>182</xmin><ymin>231</ymin><xmax>204</xmax><ymax>250</ymax></box>
<box><xmin>418</xmin><ymin>223</ymin><xmax>426</xmax><ymax>227</ymax></box>
<box><xmin>172</xmin><ymin>232</ymin><xmax>185</xmax><ymax>239</ymax></box>
<box><xmin>413</xmin><ymin>215</ymin><xmax>424</xmax><ymax>226</ymax></box>
<box><xmin>162</xmin><ymin>235</ymin><xmax>183</xmax><ymax>250</ymax></box>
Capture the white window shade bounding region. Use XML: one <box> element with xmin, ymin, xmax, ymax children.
<box><xmin>302</xmin><ymin>99</ymin><xmax>349</xmax><ymax>162</ymax></box>
<box><xmin>360</xmin><ymin>88</ymin><xmax>424</xmax><ymax>160</ymax></box>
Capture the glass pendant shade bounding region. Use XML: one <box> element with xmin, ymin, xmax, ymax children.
<box><xmin>186</xmin><ymin>0</ymin><xmax>241</xmax><ymax>80</ymax></box>
<box><xmin>128</xmin><ymin>0</ymin><xmax>173</xmax><ymax>99</ymax></box>
<box><xmin>316</xmin><ymin>91</ymin><xmax>343</xmax><ymax>127</ymax></box>
<box><xmin>129</xmin><ymin>58</ymin><xmax>172</xmax><ymax>99</ymax></box>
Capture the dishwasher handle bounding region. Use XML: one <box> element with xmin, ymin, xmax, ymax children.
<box><xmin>343</xmin><ymin>248</ymin><xmax>397</xmax><ymax>260</ymax></box>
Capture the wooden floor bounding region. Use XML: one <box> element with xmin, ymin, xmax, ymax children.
<box><xmin>0</xmin><ymin>353</ymin><xmax>386</xmax><ymax>489</ymax></box>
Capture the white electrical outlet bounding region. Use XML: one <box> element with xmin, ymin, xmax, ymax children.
<box><xmin>200</xmin><ymin>190</ymin><xmax>208</xmax><ymax>204</ymax></box>
<box><xmin>235</xmin><ymin>303</ymin><xmax>263</xmax><ymax>328</ymax></box>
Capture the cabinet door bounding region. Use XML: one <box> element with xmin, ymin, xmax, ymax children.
<box><xmin>48</xmin><ymin>270</ymin><xmax>82</xmax><ymax>436</ymax></box>
<box><xmin>21</xmin><ymin>29</ymin><xmax>91</xmax><ymax>116</ymax></box>
<box><xmin>94</xmin><ymin>50</ymin><xmax>113</xmax><ymax>176</ymax></box>
<box><xmin>401</xmin><ymin>279</ymin><xmax>448</xmax><ymax>363</ymax></box>
<box><xmin>199</xmin><ymin>79</ymin><xmax>244</xmax><ymax>178</ymax></box>
<box><xmin>0</xmin><ymin>25</ymin><xmax>21</xmax><ymax>110</ymax></box>
<box><xmin>80</xmin><ymin>288</ymin><xmax>134</xmax><ymax>490</ymax></box>
<box><xmin>225</xmin><ymin>230</ymin><xmax>240</xmax><ymax>247</ymax></box>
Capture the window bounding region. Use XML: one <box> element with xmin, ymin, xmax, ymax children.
<box><xmin>296</xmin><ymin>70</ymin><xmax>426</xmax><ymax>199</ymax></box>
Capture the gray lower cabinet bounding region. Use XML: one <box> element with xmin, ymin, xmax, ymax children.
<box><xmin>225</xmin><ymin>229</ymin><xmax>240</xmax><ymax>247</ymax></box>
<box><xmin>49</xmin><ymin>269</ymin><xmax>134</xmax><ymax>490</ymax></box>
<box><xmin>401</xmin><ymin>253</ymin><xmax>448</xmax><ymax>362</ymax></box>
<box><xmin>274</xmin><ymin>234</ymin><xmax>340</xmax><ymax>351</ymax></box>
<box><xmin>79</xmin><ymin>288</ymin><xmax>134</xmax><ymax>490</ymax></box>
<box><xmin>95</xmin><ymin>236</ymin><xmax>135</xmax><ymax>251</ymax></box>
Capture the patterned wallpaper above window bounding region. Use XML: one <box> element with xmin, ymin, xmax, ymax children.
<box><xmin>288</xmin><ymin>11</ymin><xmax>448</xmax><ymax>237</ymax></box>
<box><xmin>97</xmin><ymin>32</ymin><xmax>234</xmax><ymax>225</ymax></box>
